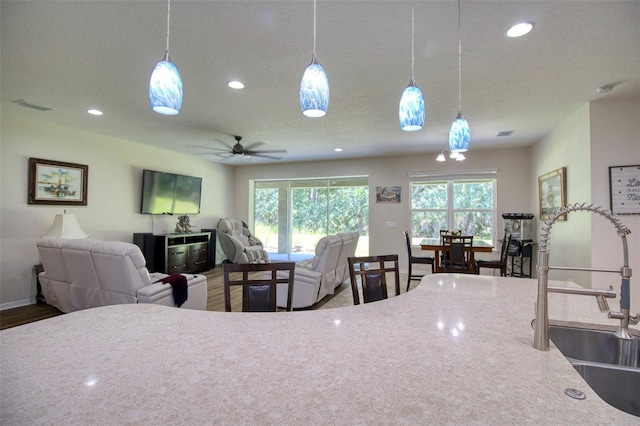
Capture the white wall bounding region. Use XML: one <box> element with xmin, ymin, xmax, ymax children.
<box><xmin>532</xmin><ymin>96</ymin><xmax>640</xmax><ymax>311</ymax></box>
<box><xmin>532</xmin><ymin>104</ymin><xmax>592</xmax><ymax>283</ymax></box>
<box><xmin>0</xmin><ymin>113</ymin><xmax>234</xmax><ymax>309</ymax></box>
<box><xmin>232</xmin><ymin>147</ymin><xmax>532</xmax><ymax>272</ymax></box>
<box><xmin>589</xmin><ymin>96</ymin><xmax>640</xmax><ymax>311</ymax></box>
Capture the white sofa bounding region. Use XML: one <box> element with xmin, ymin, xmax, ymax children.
<box><xmin>37</xmin><ymin>238</ymin><xmax>208</xmax><ymax>313</ymax></box>
<box><xmin>277</xmin><ymin>232</ymin><xmax>359</xmax><ymax>309</ymax></box>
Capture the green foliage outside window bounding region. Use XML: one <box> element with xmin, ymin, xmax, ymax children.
<box><xmin>254</xmin><ymin>178</ymin><xmax>369</xmax><ymax>257</ymax></box>
<box><xmin>411</xmin><ymin>179</ymin><xmax>495</xmax><ymax>243</ymax></box>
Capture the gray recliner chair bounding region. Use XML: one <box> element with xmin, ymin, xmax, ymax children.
<box><xmin>217</xmin><ymin>218</ymin><xmax>269</xmax><ymax>264</ymax></box>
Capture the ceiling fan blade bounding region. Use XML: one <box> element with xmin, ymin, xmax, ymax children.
<box><xmin>187</xmin><ymin>144</ymin><xmax>230</xmax><ymax>153</ymax></box>
<box><xmin>242</xmin><ymin>142</ymin><xmax>266</xmax><ymax>151</ymax></box>
<box><xmin>246</xmin><ymin>152</ymin><xmax>285</xmax><ymax>160</ymax></box>
<box><xmin>247</xmin><ymin>149</ymin><xmax>288</xmax><ymax>154</ymax></box>
<box><xmin>212</xmin><ymin>138</ymin><xmax>234</xmax><ymax>151</ymax></box>
<box><xmin>214</xmin><ymin>152</ymin><xmax>235</xmax><ymax>159</ymax></box>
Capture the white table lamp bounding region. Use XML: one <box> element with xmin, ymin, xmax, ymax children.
<box><xmin>43</xmin><ymin>212</ymin><xmax>88</xmax><ymax>239</ymax></box>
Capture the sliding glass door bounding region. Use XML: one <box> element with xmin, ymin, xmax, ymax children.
<box><xmin>253</xmin><ymin>177</ymin><xmax>368</xmax><ymax>261</ymax></box>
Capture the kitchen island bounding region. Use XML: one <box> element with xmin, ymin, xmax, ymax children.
<box><xmin>1</xmin><ymin>274</ymin><xmax>637</xmax><ymax>424</ymax></box>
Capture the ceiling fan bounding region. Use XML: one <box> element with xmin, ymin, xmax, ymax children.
<box><xmin>190</xmin><ymin>135</ymin><xmax>287</xmax><ymax>161</ymax></box>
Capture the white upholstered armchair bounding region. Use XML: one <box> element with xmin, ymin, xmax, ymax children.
<box><xmin>217</xmin><ymin>218</ymin><xmax>269</xmax><ymax>264</ymax></box>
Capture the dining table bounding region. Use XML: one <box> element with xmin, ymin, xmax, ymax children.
<box><xmin>420</xmin><ymin>237</ymin><xmax>494</xmax><ymax>272</ymax></box>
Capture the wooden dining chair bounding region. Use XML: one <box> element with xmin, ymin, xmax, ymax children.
<box><xmin>348</xmin><ymin>254</ymin><xmax>400</xmax><ymax>305</ymax></box>
<box><xmin>440</xmin><ymin>235</ymin><xmax>474</xmax><ymax>274</ymax></box>
<box><xmin>476</xmin><ymin>234</ymin><xmax>512</xmax><ymax>276</ymax></box>
<box><xmin>223</xmin><ymin>262</ymin><xmax>295</xmax><ymax>312</ymax></box>
<box><xmin>403</xmin><ymin>231</ymin><xmax>433</xmax><ymax>292</ymax></box>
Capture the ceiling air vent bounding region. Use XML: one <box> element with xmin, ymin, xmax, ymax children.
<box><xmin>12</xmin><ymin>99</ymin><xmax>53</xmax><ymax>111</ymax></box>
<box><xmin>497</xmin><ymin>131</ymin><xmax>513</xmax><ymax>137</ymax></box>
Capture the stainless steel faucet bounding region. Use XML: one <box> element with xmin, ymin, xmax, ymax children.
<box><xmin>533</xmin><ymin>203</ymin><xmax>637</xmax><ymax>351</ymax></box>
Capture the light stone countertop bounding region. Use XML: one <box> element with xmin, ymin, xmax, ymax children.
<box><xmin>1</xmin><ymin>275</ymin><xmax>638</xmax><ymax>425</ymax></box>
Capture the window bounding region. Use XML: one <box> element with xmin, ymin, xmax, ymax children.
<box><xmin>410</xmin><ymin>170</ymin><xmax>497</xmax><ymax>245</ymax></box>
<box><xmin>253</xmin><ymin>177</ymin><xmax>369</xmax><ymax>261</ymax></box>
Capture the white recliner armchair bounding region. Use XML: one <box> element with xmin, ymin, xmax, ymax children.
<box><xmin>276</xmin><ymin>234</ymin><xmax>349</xmax><ymax>309</ymax></box>
<box><xmin>217</xmin><ymin>218</ymin><xmax>269</xmax><ymax>264</ymax></box>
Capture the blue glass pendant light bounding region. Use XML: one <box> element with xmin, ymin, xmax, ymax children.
<box><xmin>399</xmin><ymin>0</ymin><xmax>425</xmax><ymax>131</ymax></box>
<box><xmin>300</xmin><ymin>0</ymin><xmax>329</xmax><ymax>117</ymax></box>
<box><xmin>149</xmin><ymin>0</ymin><xmax>183</xmax><ymax>115</ymax></box>
<box><xmin>449</xmin><ymin>0</ymin><xmax>470</xmax><ymax>152</ymax></box>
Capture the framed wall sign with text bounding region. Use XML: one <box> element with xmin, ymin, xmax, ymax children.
<box><xmin>609</xmin><ymin>165</ymin><xmax>640</xmax><ymax>215</ymax></box>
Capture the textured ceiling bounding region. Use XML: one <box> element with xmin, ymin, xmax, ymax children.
<box><xmin>2</xmin><ymin>0</ymin><xmax>639</xmax><ymax>165</ymax></box>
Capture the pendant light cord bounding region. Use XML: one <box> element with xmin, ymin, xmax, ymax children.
<box><xmin>312</xmin><ymin>0</ymin><xmax>317</xmax><ymax>61</ymax></box>
<box><xmin>411</xmin><ymin>0</ymin><xmax>415</xmax><ymax>82</ymax></box>
<box><xmin>457</xmin><ymin>0</ymin><xmax>462</xmax><ymax>114</ymax></box>
<box><xmin>165</xmin><ymin>0</ymin><xmax>171</xmax><ymax>56</ymax></box>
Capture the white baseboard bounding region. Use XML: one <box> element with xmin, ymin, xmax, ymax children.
<box><xmin>0</xmin><ymin>297</ymin><xmax>36</xmax><ymax>311</ymax></box>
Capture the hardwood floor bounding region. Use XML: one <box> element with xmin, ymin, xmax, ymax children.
<box><xmin>0</xmin><ymin>265</ymin><xmax>352</xmax><ymax>330</ymax></box>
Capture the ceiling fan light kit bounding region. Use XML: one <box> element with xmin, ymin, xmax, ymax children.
<box><xmin>300</xmin><ymin>0</ymin><xmax>329</xmax><ymax>118</ymax></box>
<box><xmin>399</xmin><ymin>0</ymin><xmax>425</xmax><ymax>131</ymax></box>
<box><xmin>149</xmin><ymin>0</ymin><xmax>183</xmax><ymax>116</ymax></box>
<box><xmin>436</xmin><ymin>149</ymin><xmax>463</xmax><ymax>162</ymax></box>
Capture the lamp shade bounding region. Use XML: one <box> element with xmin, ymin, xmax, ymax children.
<box><xmin>149</xmin><ymin>53</ymin><xmax>183</xmax><ymax>116</ymax></box>
<box><xmin>449</xmin><ymin>113</ymin><xmax>470</xmax><ymax>153</ymax></box>
<box><xmin>299</xmin><ymin>59</ymin><xmax>329</xmax><ymax>118</ymax></box>
<box><xmin>399</xmin><ymin>82</ymin><xmax>425</xmax><ymax>131</ymax></box>
<box><xmin>43</xmin><ymin>213</ymin><xmax>88</xmax><ymax>239</ymax></box>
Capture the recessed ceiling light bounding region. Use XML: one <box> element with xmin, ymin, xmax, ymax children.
<box><xmin>506</xmin><ymin>22</ymin><xmax>534</xmax><ymax>38</ymax></box>
<box><xmin>334</xmin><ymin>148</ymin><xmax>343</xmax><ymax>152</ymax></box>
<box><xmin>87</xmin><ymin>109</ymin><xmax>103</xmax><ymax>116</ymax></box>
<box><xmin>227</xmin><ymin>80</ymin><xmax>245</xmax><ymax>89</ymax></box>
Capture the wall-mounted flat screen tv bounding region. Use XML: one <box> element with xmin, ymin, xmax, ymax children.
<box><xmin>141</xmin><ymin>169</ymin><xmax>202</xmax><ymax>215</ymax></box>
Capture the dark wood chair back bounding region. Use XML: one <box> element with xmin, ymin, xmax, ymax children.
<box><xmin>403</xmin><ymin>231</ymin><xmax>434</xmax><ymax>292</ymax></box>
<box><xmin>348</xmin><ymin>254</ymin><xmax>400</xmax><ymax>304</ymax></box>
<box><xmin>223</xmin><ymin>262</ymin><xmax>295</xmax><ymax>312</ymax></box>
<box><xmin>440</xmin><ymin>235</ymin><xmax>474</xmax><ymax>273</ymax></box>
<box><xmin>476</xmin><ymin>235</ymin><xmax>512</xmax><ymax>276</ymax></box>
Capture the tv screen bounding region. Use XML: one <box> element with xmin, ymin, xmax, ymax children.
<box><xmin>141</xmin><ymin>169</ymin><xmax>202</xmax><ymax>215</ymax></box>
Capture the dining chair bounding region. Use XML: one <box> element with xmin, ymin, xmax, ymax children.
<box><xmin>223</xmin><ymin>262</ymin><xmax>295</xmax><ymax>312</ymax></box>
<box><xmin>476</xmin><ymin>234</ymin><xmax>512</xmax><ymax>276</ymax></box>
<box><xmin>403</xmin><ymin>231</ymin><xmax>433</xmax><ymax>292</ymax></box>
<box><xmin>348</xmin><ymin>254</ymin><xmax>401</xmax><ymax>305</ymax></box>
<box><xmin>440</xmin><ymin>235</ymin><xmax>474</xmax><ymax>274</ymax></box>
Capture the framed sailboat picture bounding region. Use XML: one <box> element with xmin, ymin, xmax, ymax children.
<box><xmin>28</xmin><ymin>158</ymin><xmax>88</xmax><ymax>206</ymax></box>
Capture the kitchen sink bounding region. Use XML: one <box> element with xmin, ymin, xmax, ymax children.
<box><xmin>549</xmin><ymin>325</ymin><xmax>640</xmax><ymax>417</ymax></box>
<box><xmin>549</xmin><ymin>325</ymin><xmax>639</xmax><ymax>367</ymax></box>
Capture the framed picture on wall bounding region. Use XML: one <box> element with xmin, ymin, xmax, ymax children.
<box><xmin>538</xmin><ymin>167</ymin><xmax>566</xmax><ymax>221</ymax></box>
<box><xmin>609</xmin><ymin>165</ymin><xmax>640</xmax><ymax>215</ymax></box>
<box><xmin>375</xmin><ymin>186</ymin><xmax>401</xmax><ymax>203</ymax></box>
<box><xmin>28</xmin><ymin>157</ymin><xmax>88</xmax><ymax>205</ymax></box>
